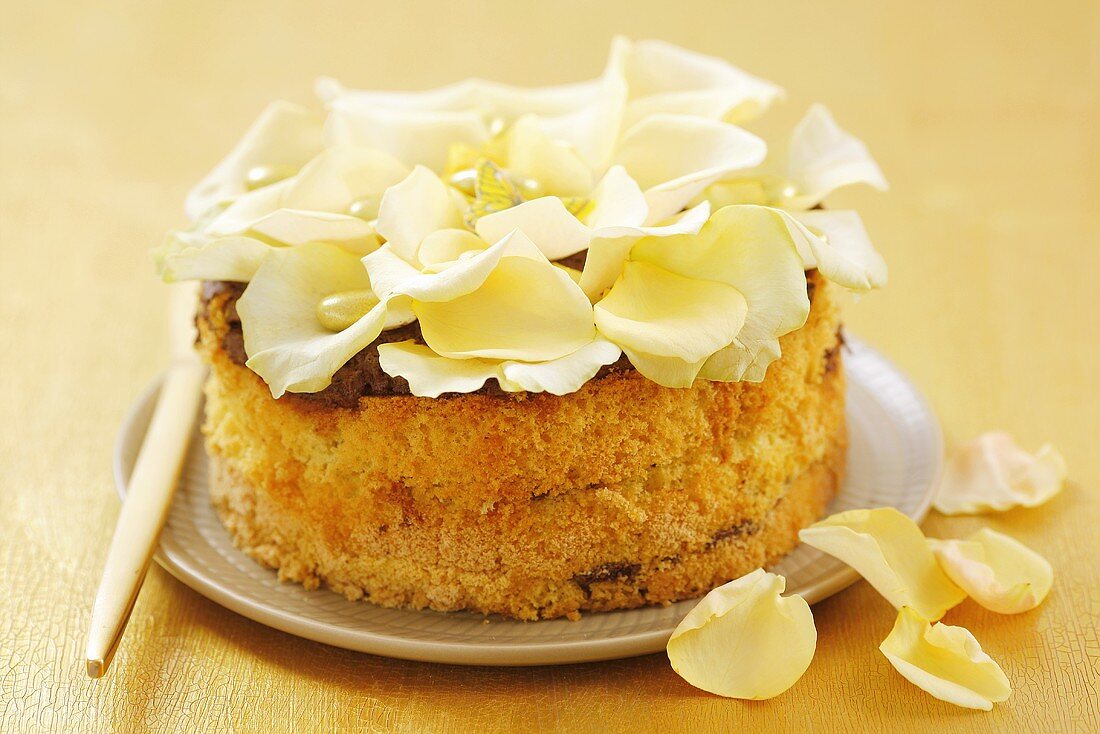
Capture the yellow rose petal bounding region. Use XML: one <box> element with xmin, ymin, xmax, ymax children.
<box><xmin>239</xmin><ymin>242</ymin><xmax>388</xmax><ymax>397</ymax></box>
<box><xmin>782</xmin><ymin>209</ymin><xmax>888</xmax><ymax>292</ymax></box>
<box><xmin>667</xmin><ymin>569</ymin><xmax>816</xmax><ymax>700</ymax></box>
<box><xmin>784</xmin><ymin>104</ymin><xmax>888</xmax><ymax>209</ymax></box>
<box><xmin>377</xmin><ymin>341</ymin><xmax>521</xmax><ymax>397</ymax></box>
<box><xmin>186</xmin><ymin>101</ymin><xmax>323</xmax><ymax>220</ymax></box>
<box><xmin>501</xmin><ymin>338</ymin><xmax>621</xmax><ymax>395</ymax></box>
<box><xmin>280</xmin><ymin>145</ymin><xmax>409</xmax><ymax>213</ymax></box>
<box><xmin>375</xmin><ymin>165</ymin><xmax>465</xmax><ymax>265</ymax></box>
<box><xmin>934</xmin><ymin>432</ymin><xmax>1067</xmax><ymax>515</ymax></box>
<box><xmin>633</xmin><ymin>205</ymin><xmax>810</xmax><ymax>382</ymax></box>
<box><xmin>798</xmin><ymin>507</ymin><xmax>966</xmax><ymax>620</ymax></box>
<box><xmin>415</xmin><ymin>254</ymin><xmax>595</xmax><ymax>362</ymax></box>
<box><xmin>614</xmin><ymin>114</ymin><xmax>767</xmax><ymax>223</ymax></box>
<box><xmin>612</xmin><ymin>37</ymin><xmax>784</xmax><ymax>128</ymax></box>
<box><xmin>594</xmin><ymin>260</ymin><xmax>747</xmax><ymax>365</ymax></box>
<box><xmin>417</xmin><ymin>229</ymin><xmax>487</xmax><ymax>271</ymax></box>
<box><xmin>879</xmin><ymin>607</ymin><xmax>1011</xmax><ymax>710</ymax></box>
<box><xmin>155</xmin><ymin>233</ymin><xmax>273</xmax><ymax>283</ymax></box>
<box><xmin>929</xmin><ymin>529</ymin><xmax>1053</xmax><ymax>614</ymax></box>
<box><xmin>379</xmin><ymin>338</ymin><xmax>621</xmax><ymax>398</ymax></box>
<box><xmin>508</xmin><ymin>114</ymin><xmax>594</xmax><ymax>197</ymax></box>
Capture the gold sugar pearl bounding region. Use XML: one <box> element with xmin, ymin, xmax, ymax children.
<box><xmin>517</xmin><ymin>177</ymin><xmax>543</xmax><ymax>198</ymax></box>
<box><xmin>316</xmin><ymin>289</ymin><xmax>378</xmax><ymax>332</ymax></box>
<box><xmin>347</xmin><ymin>196</ymin><xmax>381</xmax><ymax>220</ymax></box>
<box><xmin>244</xmin><ymin>163</ymin><xmax>297</xmax><ymax>191</ymax></box>
<box><xmin>487</xmin><ymin>116</ymin><xmax>507</xmax><ymax>138</ymax></box>
<box><xmin>448</xmin><ymin>169</ymin><xmax>478</xmax><ymax>196</ymax></box>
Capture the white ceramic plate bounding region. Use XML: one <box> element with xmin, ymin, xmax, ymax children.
<box><xmin>115</xmin><ymin>335</ymin><xmax>942</xmax><ymax>666</ymax></box>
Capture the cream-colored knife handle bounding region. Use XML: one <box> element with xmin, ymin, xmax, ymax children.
<box><xmin>86</xmin><ymin>284</ymin><xmax>204</xmax><ymax>678</ymax></box>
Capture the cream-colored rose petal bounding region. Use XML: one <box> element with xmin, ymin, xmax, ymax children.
<box><xmin>377</xmin><ymin>341</ymin><xmax>522</xmax><ymax>398</ymax></box>
<box><xmin>632</xmin><ymin>205</ymin><xmax>809</xmax><ymax>383</ymax></box>
<box><xmin>799</xmin><ymin>507</ymin><xmax>966</xmax><ymax>620</ymax></box>
<box><xmin>417</xmin><ymin>229</ymin><xmax>487</xmax><ymax>271</ymax></box>
<box><xmin>621</xmin><ymin>348</ymin><xmax>707</xmax><ymax>388</ymax></box>
<box><xmin>375</xmin><ymin>165</ymin><xmax>465</xmax><ymax>264</ymax></box>
<box><xmin>508</xmin><ymin>114</ymin><xmax>594</xmax><ymax>197</ymax></box>
<box><xmin>238</xmin><ymin>242</ymin><xmax>388</xmax><ymax>397</ymax></box>
<box><xmin>667</xmin><ymin>569</ymin><xmax>815</xmax><ymax>700</ymax></box>
<box><xmin>205</xmin><ymin>178</ymin><xmax>294</xmax><ymax>238</ymax></box>
<box><xmin>929</xmin><ymin>529</ymin><xmax>1053</xmax><ymax>614</ymax></box>
<box><xmin>379</xmin><ymin>337</ymin><xmax>620</xmax><ymax>398</ymax></box>
<box><xmin>281</xmin><ymin>145</ymin><xmax>409</xmax><ymax>212</ymax></box>
<box><xmin>501</xmin><ymin>338</ymin><xmax>621</xmax><ymax>394</ymax></box>
<box><xmin>614</xmin><ymin>114</ymin><xmax>767</xmax><ymax>223</ymax></box>
<box><xmin>594</xmin><ymin>260</ymin><xmax>747</xmax><ymax>363</ymax></box>
<box><xmin>186</xmin><ymin>101</ymin><xmax>323</xmax><ymax>220</ymax></box>
<box><xmin>579</xmin><ymin>202</ymin><xmax>711</xmax><ymax>301</ymax></box>
<box><xmin>585</xmin><ymin>165</ymin><xmax>648</xmax><ymax>230</ymax></box>
<box><xmin>250</xmin><ymin>210</ymin><xmax>379</xmax><ymax>249</ymax></box>
<box><xmin>934</xmin><ymin>432</ymin><xmax>1067</xmax><ymax>515</ymax></box>
<box><xmin>475</xmin><ymin>196</ymin><xmax>593</xmax><ymax>261</ymax></box>
<box><xmin>415</xmin><ymin>251</ymin><xmax>595</xmax><ymax>361</ymax></box>
<box><xmin>155</xmin><ymin>233</ymin><xmax>273</xmax><ymax>283</ymax></box>
<box><xmin>323</xmin><ymin>104</ymin><xmax>488</xmax><ymax>173</ymax></box>
<box><xmin>785</xmin><ymin>104</ymin><xmax>888</xmax><ymax>209</ymax></box>
<box><xmin>781</xmin><ymin>209</ymin><xmax>888</xmax><ymax>291</ymax></box>
<box><xmin>879</xmin><ymin>607</ymin><xmax>1012</xmax><ymax>710</ymax></box>
<box><xmin>612</xmin><ymin>37</ymin><xmax>784</xmax><ymax>128</ymax></box>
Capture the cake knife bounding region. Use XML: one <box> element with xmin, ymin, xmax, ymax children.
<box><xmin>85</xmin><ymin>284</ymin><xmax>206</xmax><ymax>678</ymax></box>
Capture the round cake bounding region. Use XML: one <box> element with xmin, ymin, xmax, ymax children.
<box><xmin>156</xmin><ymin>38</ymin><xmax>887</xmax><ymax>620</ymax></box>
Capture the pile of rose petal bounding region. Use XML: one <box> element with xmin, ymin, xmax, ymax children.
<box><xmin>667</xmin><ymin>432</ymin><xmax>1067</xmax><ymax>710</ymax></box>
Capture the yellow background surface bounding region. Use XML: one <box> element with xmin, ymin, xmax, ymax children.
<box><xmin>2</xmin><ymin>1</ymin><xmax>1098</xmax><ymax>731</ymax></box>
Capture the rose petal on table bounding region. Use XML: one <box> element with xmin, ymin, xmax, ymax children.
<box><xmin>667</xmin><ymin>569</ymin><xmax>816</xmax><ymax>700</ymax></box>
<box><xmin>879</xmin><ymin>607</ymin><xmax>1012</xmax><ymax>710</ymax></box>
<box><xmin>933</xmin><ymin>432</ymin><xmax>1067</xmax><ymax>515</ymax></box>
<box><xmin>798</xmin><ymin>507</ymin><xmax>966</xmax><ymax>620</ymax></box>
<box><xmin>928</xmin><ymin>528</ymin><xmax>1053</xmax><ymax>614</ymax></box>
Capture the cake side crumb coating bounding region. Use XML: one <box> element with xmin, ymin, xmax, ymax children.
<box><xmin>200</xmin><ymin>272</ymin><xmax>846</xmax><ymax>619</ymax></box>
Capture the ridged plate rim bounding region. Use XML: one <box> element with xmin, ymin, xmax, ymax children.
<box><xmin>114</xmin><ymin>335</ymin><xmax>942</xmax><ymax>666</ymax></box>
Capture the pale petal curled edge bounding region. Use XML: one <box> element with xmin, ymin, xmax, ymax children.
<box><xmin>798</xmin><ymin>507</ymin><xmax>966</xmax><ymax>620</ymax></box>
<box><xmin>613</xmin><ymin>114</ymin><xmax>768</xmax><ymax>224</ymax></box>
<box><xmin>585</xmin><ymin>165</ymin><xmax>649</xmax><ymax>231</ymax></box>
<box><xmin>621</xmin><ymin>348</ymin><xmax>707</xmax><ymax>388</ymax></box>
<box><xmin>238</xmin><ymin>242</ymin><xmax>387</xmax><ymax>397</ymax></box>
<box><xmin>155</xmin><ymin>233</ymin><xmax>273</xmax><ymax>283</ymax></box>
<box><xmin>376</xmin><ymin>165</ymin><xmax>465</xmax><ymax>265</ymax></box>
<box><xmin>667</xmin><ymin>569</ymin><xmax>815</xmax><ymax>700</ymax></box>
<box><xmin>928</xmin><ymin>529</ymin><xmax>1053</xmax><ymax>614</ymax></box>
<box><xmin>594</xmin><ymin>260</ymin><xmax>748</xmax><ymax>364</ymax></box>
<box><xmin>247</xmin><ymin>209</ymin><xmax>379</xmax><ymax>250</ymax></box>
<box><xmin>611</xmin><ymin>37</ymin><xmax>785</xmax><ymax>127</ymax></box>
<box><xmin>414</xmin><ymin>243</ymin><xmax>597</xmax><ymax>362</ymax></box>
<box><xmin>785</xmin><ymin>104</ymin><xmax>888</xmax><ymax>209</ymax></box>
<box><xmin>780</xmin><ymin>209</ymin><xmax>888</xmax><ymax>291</ymax></box>
<box><xmin>934</xmin><ymin>432</ymin><xmax>1067</xmax><ymax>515</ymax></box>
<box><xmin>631</xmin><ymin>205</ymin><xmax>810</xmax><ymax>383</ymax></box>
<box><xmin>378</xmin><ymin>338</ymin><xmax>621</xmax><ymax>398</ymax></box>
<box><xmin>578</xmin><ymin>202</ymin><xmax>711</xmax><ymax>301</ymax></box>
<box><xmin>879</xmin><ymin>607</ymin><xmax>1011</xmax><ymax>710</ymax></box>
<box><xmin>185</xmin><ymin>101</ymin><xmax>323</xmax><ymax>221</ymax></box>
<box><xmin>377</xmin><ymin>341</ymin><xmax>523</xmax><ymax>397</ymax></box>
<box><xmin>476</xmin><ymin>197</ymin><xmax>593</xmax><ymax>261</ymax></box>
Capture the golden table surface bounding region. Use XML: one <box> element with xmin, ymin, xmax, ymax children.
<box><xmin>2</xmin><ymin>1</ymin><xmax>1098</xmax><ymax>731</ymax></box>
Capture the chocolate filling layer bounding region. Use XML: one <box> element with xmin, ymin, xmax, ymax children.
<box><xmin>199</xmin><ymin>268</ymin><xmax>824</xmax><ymax>407</ymax></box>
